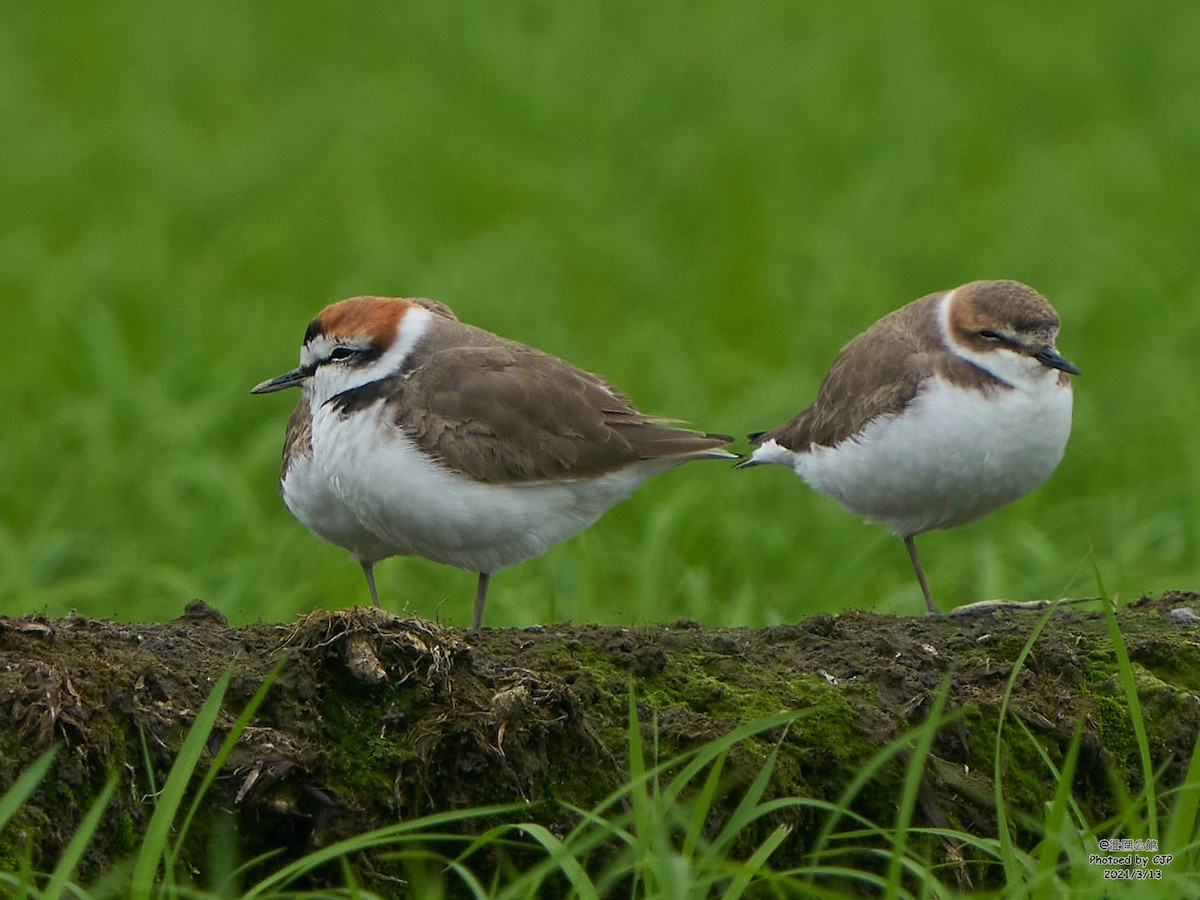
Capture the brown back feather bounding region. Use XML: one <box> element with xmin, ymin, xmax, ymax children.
<box><xmin>386</xmin><ymin>318</ymin><xmax>730</xmax><ymax>482</ymax></box>
<box><xmin>755</xmin><ymin>293</ymin><xmax>1003</xmax><ymax>451</ymax></box>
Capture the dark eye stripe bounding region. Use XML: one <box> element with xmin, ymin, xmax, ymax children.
<box><xmin>319</xmin><ymin>344</ymin><xmax>385</xmax><ymax>367</ymax></box>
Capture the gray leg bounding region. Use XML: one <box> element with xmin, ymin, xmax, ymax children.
<box><xmin>904</xmin><ymin>535</ymin><xmax>938</xmax><ymax>615</ymax></box>
<box><xmin>472</xmin><ymin>572</ymin><xmax>491</xmax><ymax>631</ymax></box>
<box><xmin>360</xmin><ymin>560</ymin><xmax>380</xmax><ymax>608</ymax></box>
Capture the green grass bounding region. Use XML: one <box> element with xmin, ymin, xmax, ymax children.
<box><xmin>2</xmin><ymin>0</ymin><xmax>1199</xmax><ymax>630</ymax></box>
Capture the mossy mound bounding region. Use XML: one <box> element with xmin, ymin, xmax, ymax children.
<box><xmin>1</xmin><ymin>592</ymin><xmax>1199</xmax><ymax>894</ymax></box>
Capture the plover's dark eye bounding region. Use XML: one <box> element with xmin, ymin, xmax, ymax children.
<box><xmin>978</xmin><ymin>329</ymin><xmax>1003</xmax><ymax>342</ymax></box>
<box><xmin>329</xmin><ymin>347</ymin><xmax>356</xmax><ymax>362</ymax></box>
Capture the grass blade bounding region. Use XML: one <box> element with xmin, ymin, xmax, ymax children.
<box><xmin>625</xmin><ymin>689</ymin><xmax>652</xmax><ymax>846</ymax></box>
<box><xmin>710</xmin><ymin>725</ymin><xmax>789</xmax><ymax>856</ymax></box>
<box><xmin>993</xmin><ymin>600</ymin><xmax>1060</xmax><ymax>887</ymax></box>
<box><xmin>164</xmin><ymin>656</ymin><xmax>287</xmax><ymax>878</ymax></box>
<box><xmin>1031</xmin><ymin>724</ymin><xmax>1082</xmax><ymax>900</ymax></box>
<box><xmin>720</xmin><ymin>823</ymin><xmax>790</xmax><ymax>900</ymax></box>
<box><xmin>1098</xmin><ymin>592</ymin><xmax>1158</xmax><ymax>841</ymax></box>
<box><xmin>1165</xmin><ymin>725</ymin><xmax>1200</xmax><ymax>860</ymax></box>
<box><xmin>807</xmin><ymin>706</ymin><xmax>961</xmax><ymax>867</ymax></box>
<box><xmin>884</xmin><ymin>675</ymin><xmax>950</xmax><ymax>898</ymax></box>
<box><xmin>242</xmin><ymin>804</ymin><xmax>524</xmax><ymax>897</ymax></box>
<box><xmin>0</xmin><ymin>747</ymin><xmax>57</xmax><ymax>832</ymax></box>
<box><xmin>42</xmin><ymin>775</ymin><xmax>117</xmax><ymax>900</ymax></box>
<box><xmin>130</xmin><ymin>665</ymin><xmax>233</xmax><ymax>899</ymax></box>
<box><xmin>511</xmin><ymin>823</ymin><xmax>600</xmax><ymax>900</ymax></box>
<box><xmin>682</xmin><ymin>750</ymin><xmax>726</xmax><ymax>860</ymax></box>
<box><xmin>1013</xmin><ymin>716</ymin><xmax>1090</xmax><ymax>835</ymax></box>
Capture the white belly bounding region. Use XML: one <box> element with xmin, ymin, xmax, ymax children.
<box><xmin>309</xmin><ymin>403</ymin><xmax>667</xmax><ymax>574</ymax></box>
<box><xmin>792</xmin><ymin>376</ymin><xmax>1073</xmax><ymax>536</ymax></box>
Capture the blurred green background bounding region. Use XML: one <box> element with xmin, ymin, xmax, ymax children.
<box><xmin>2</xmin><ymin>2</ymin><xmax>1197</xmax><ymax>628</ymax></box>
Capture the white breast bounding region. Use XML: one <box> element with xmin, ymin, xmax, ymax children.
<box><xmin>309</xmin><ymin>401</ymin><xmax>673</xmax><ymax>574</ymax></box>
<box><xmin>789</xmin><ymin>372</ymin><xmax>1073</xmax><ymax>537</ymax></box>
<box><xmin>281</xmin><ymin>452</ymin><xmax>397</xmax><ymax>564</ymax></box>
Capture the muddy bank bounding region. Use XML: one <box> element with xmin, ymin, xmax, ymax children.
<box><xmin>2</xmin><ymin>592</ymin><xmax>1199</xmax><ymax>893</ymax></box>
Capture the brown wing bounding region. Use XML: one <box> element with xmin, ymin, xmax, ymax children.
<box><xmin>755</xmin><ymin>294</ymin><xmax>952</xmax><ymax>451</ymax></box>
<box><xmin>391</xmin><ymin>322</ymin><xmax>731</xmax><ymax>483</ymax></box>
